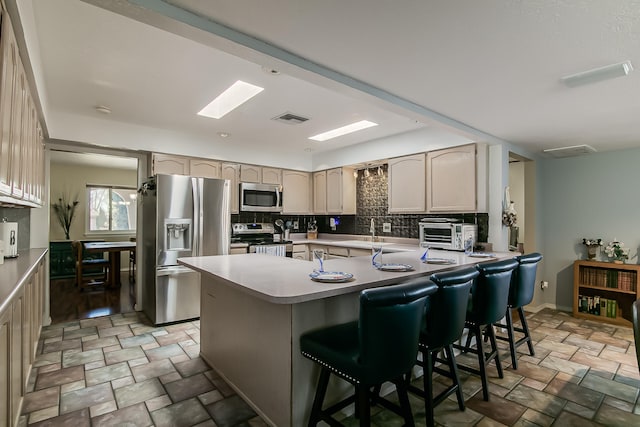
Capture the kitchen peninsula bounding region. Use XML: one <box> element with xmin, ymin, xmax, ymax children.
<box><xmin>179</xmin><ymin>248</ymin><xmax>513</xmax><ymax>427</ymax></box>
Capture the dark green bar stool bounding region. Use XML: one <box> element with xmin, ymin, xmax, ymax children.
<box><xmin>300</xmin><ymin>281</ymin><xmax>437</xmax><ymax>427</ymax></box>
<box><xmin>406</xmin><ymin>267</ymin><xmax>479</xmax><ymax>427</ymax></box>
<box><xmin>494</xmin><ymin>252</ymin><xmax>543</xmax><ymax>369</ymax></box>
<box><xmin>456</xmin><ymin>259</ymin><xmax>518</xmax><ymax>401</ymax></box>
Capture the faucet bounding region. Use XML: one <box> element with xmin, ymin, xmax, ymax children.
<box><xmin>370</xmin><ymin>218</ymin><xmax>375</xmax><ymax>240</ymax></box>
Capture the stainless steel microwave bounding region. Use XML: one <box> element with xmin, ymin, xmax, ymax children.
<box><xmin>240</xmin><ymin>182</ymin><xmax>283</xmax><ymax>212</ymax></box>
<box><xmin>419</xmin><ymin>221</ymin><xmax>477</xmax><ymax>251</ymax></box>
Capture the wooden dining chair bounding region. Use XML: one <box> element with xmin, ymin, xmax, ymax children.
<box><xmin>71</xmin><ymin>240</ymin><xmax>110</xmax><ymax>291</ymax></box>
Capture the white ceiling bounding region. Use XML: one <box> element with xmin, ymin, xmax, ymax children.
<box><xmin>16</xmin><ymin>0</ymin><xmax>640</xmax><ymax>170</ymax></box>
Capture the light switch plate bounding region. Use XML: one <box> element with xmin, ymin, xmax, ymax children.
<box><xmin>383</xmin><ymin>222</ymin><xmax>391</xmax><ymax>232</ymax></box>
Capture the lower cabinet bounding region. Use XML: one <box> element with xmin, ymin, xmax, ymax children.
<box><xmin>0</xmin><ymin>254</ymin><xmax>46</xmax><ymax>427</ymax></box>
<box><xmin>292</xmin><ymin>244</ymin><xmax>308</xmax><ymax>261</ymax></box>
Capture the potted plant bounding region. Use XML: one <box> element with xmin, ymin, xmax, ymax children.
<box><xmin>51</xmin><ymin>193</ymin><xmax>79</xmax><ymax>240</ymax></box>
<box><xmin>604</xmin><ymin>239</ymin><xmax>629</xmax><ymax>264</ymax></box>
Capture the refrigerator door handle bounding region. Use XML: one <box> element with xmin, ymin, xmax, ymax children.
<box><xmin>157</xmin><ymin>265</ymin><xmax>195</xmax><ymax>276</ymax></box>
<box><xmin>192</xmin><ymin>177</ymin><xmax>201</xmax><ymax>257</ymax></box>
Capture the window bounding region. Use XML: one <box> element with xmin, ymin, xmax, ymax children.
<box><xmin>87</xmin><ymin>185</ymin><xmax>137</xmax><ymax>233</ymax></box>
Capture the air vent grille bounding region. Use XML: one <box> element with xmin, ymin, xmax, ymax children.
<box><xmin>272</xmin><ymin>112</ymin><xmax>309</xmax><ymax>125</ymax></box>
<box><xmin>543</xmin><ymin>144</ymin><xmax>596</xmax><ymax>158</ymax></box>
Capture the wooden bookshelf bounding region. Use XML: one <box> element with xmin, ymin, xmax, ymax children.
<box><xmin>573</xmin><ymin>260</ymin><xmax>640</xmax><ymax>326</ymax></box>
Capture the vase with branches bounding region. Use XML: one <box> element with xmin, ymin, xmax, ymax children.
<box><xmin>51</xmin><ymin>193</ymin><xmax>79</xmax><ymax>240</ymax></box>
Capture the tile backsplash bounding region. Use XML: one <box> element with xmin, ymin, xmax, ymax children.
<box><xmin>232</xmin><ymin>163</ymin><xmax>488</xmax><ymax>241</ymax></box>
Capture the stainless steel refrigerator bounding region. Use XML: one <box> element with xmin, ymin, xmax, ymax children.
<box><xmin>140</xmin><ymin>174</ymin><xmax>230</xmax><ymax>325</ymax></box>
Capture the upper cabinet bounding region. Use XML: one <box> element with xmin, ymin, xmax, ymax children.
<box><xmin>189</xmin><ymin>159</ymin><xmax>221</xmax><ymax>179</ymax></box>
<box><xmin>0</xmin><ymin>9</ymin><xmax>44</xmax><ymax>207</ymax></box>
<box><xmin>326</xmin><ymin>167</ymin><xmax>356</xmax><ymax>214</ymax></box>
<box><xmin>282</xmin><ymin>170</ymin><xmax>311</xmax><ymax>214</ymax></box>
<box><xmin>240</xmin><ymin>165</ymin><xmax>261</xmax><ymax>183</ymax></box>
<box><xmin>314</xmin><ymin>168</ymin><xmax>356</xmax><ymax>214</ymax></box>
<box><xmin>222</xmin><ymin>163</ymin><xmax>240</xmax><ymax>214</ymax></box>
<box><xmin>152</xmin><ymin>153</ymin><xmax>189</xmax><ymax>176</ymax></box>
<box><xmin>388</xmin><ymin>154</ymin><xmax>426</xmax><ymax>213</ymax></box>
<box><xmin>426</xmin><ymin>143</ymin><xmax>486</xmax><ymax>213</ymax></box>
<box><xmin>261</xmin><ymin>167</ymin><xmax>282</xmax><ymax>185</ymax></box>
<box><xmin>313</xmin><ymin>171</ymin><xmax>327</xmax><ymax>214</ymax></box>
<box><xmin>240</xmin><ymin>165</ymin><xmax>282</xmax><ymax>185</ymax></box>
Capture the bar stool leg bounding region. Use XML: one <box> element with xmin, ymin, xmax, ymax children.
<box><xmin>396</xmin><ymin>377</ymin><xmax>415</xmax><ymax>427</ymax></box>
<box><xmin>486</xmin><ymin>325</ymin><xmax>503</xmax><ymax>379</ymax></box>
<box><xmin>505</xmin><ymin>308</ymin><xmax>518</xmax><ymax>368</ymax></box>
<box><xmin>444</xmin><ymin>344</ymin><xmax>465</xmax><ymax>411</ymax></box>
<box><xmin>473</xmin><ymin>325</ymin><xmax>491</xmax><ymax>401</ymax></box>
<box><xmin>308</xmin><ymin>368</ymin><xmax>330</xmax><ymax>427</ymax></box>
<box><xmin>424</xmin><ymin>349</ymin><xmax>435</xmax><ymax>427</ymax></box>
<box><xmin>519</xmin><ymin>307</ymin><xmax>535</xmax><ymax>356</ymax></box>
<box><xmin>357</xmin><ymin>386</ymin><xmax>370</xmax><ymax>427</ymax></box>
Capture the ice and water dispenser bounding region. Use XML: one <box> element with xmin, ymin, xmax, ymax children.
<box><xmin>164</xmin><ymin>219</ymin><xmax>192</xmax><ymax>251</ymax></box>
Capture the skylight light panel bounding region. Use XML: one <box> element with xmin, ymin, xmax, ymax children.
<box><xmin>198</xmin><ymin>80</ymin><xmax>264</xmax><ymax>119</ymax></box>
<box><xmin>309</xmin><ymin>120</ymin><xmax>378</xmax><ymax>141</ymax></box>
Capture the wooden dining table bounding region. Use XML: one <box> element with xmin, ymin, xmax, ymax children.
<box><xmin>83</xmin><ymin>241</ymin><xmax>136</xmax><ymax>287</ymax></box>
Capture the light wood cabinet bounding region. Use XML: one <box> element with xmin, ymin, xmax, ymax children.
<box><xmin>240</xmin><ymin>165</ymin><xmax>282</xmax><ymax>185</ymax></box>
<box><xmin>0</xmin><ymin>307</ymin><xmax>10</xmax><ymax>426</ymax></box>
<box><xmin>573</xmin><ymin>260</ymin><xmax>640</xmax><ymax>327</ymax></box>
<box><xmin>388</xmin><ymin>154</ymin><xmax>426</xmax><ymax>213</ymax></box>
<box><xmin>426</xmin><ymin>144</ymin><xmax>477</xmax><ymax>212</ymax></box>
<box><xmin>189</xmin><ymin>159</ymin><xmax>221</xmax><ymax>178</ymax></box>
<box><xmin>152</xmin><ymin>153</ymin><xmax>189</xmax><ymax>175</ymax></box>
<box><xmin>0</xmin><ymin>253</ymin><xmax>46</xmax><ymax>427</ymax></box>
<box><xmin>222</xmin><ymin>163</ymin><xmax>240</xmax><ymax>214</ymax></box>
<box><xmin>282</xmin><ymin>170</ymin><xmax>311</xmax><ymax>214</ymax></box>
<box><xmin>326</xmin><ymin>167</ymin><xmax>356</xmax><ymax>214</ymax></box>
<box><xmin>0</xmin><ymin>9</ymin><xmax>45</xmax><ymax>207</ymax></box>
<box><xmin>313</xmin><ymin>171</ymin><xmax>327</xmax><ymax>214</ymax></box>
<box><xmin>262</xmin><ymin>167</ymin><xmax>282</xmax><ymax>185</ymax></box>
<box><xmin>240</xmin><ymin>165</ymin><xmax>261</xmax><ymax>183</ymax></box>
<box><xmin>0</xmin><ymin>8</ymin><xmax>16</xmax><ymax>197</ymax></box>
<box><xmin>313</xmin><ymin>168</ymin><xmax>356</xmax><ymax>215</ymax></box>
<box><xmin>292</xmin><ymin>244</ymin><xmax>308</xmax><ymax>261</ymax></box>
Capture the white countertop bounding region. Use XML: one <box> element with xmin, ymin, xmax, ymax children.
<box><xmin>178</xmin><ymin>248</ymin><xmax>514</xmax><ymax>304</ymax></box>
<box><xmin>291</xmin><ymin>237</ymin><xmax>417</xmax><ymax>252</ymax></box>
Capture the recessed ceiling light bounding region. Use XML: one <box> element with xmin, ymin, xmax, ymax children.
<box><xmin>198</xmin><ymin>80</ymin><xmax>264</xmax><ymax>119</ymax></box>
<box><xmin>309</xmin><ymin>120</ymin><xmax>378</xmax><ymax>142</ymax></box>
<box><xmin>561</xmin><ymin>61</ymin><xmax>633</xmax><ymax>87</ymax></box>
<box><xmin>261</xmin><ymin>66</ymin><xmax>281</xmax><ymax>75</ymax></box>
<box><xmin>95</xmin><ymin>105</ymin><xmax>111</xmax><ymax>114</ymax></box>
<box><xmin>217</xmin><ymin>132</ymin><xmax>230</xmax><ymax>138</ymax></box>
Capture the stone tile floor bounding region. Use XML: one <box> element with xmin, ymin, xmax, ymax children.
<box><xmin>20</xmin><ymin>308</ymin><xmax>640</xmax><ymax>426</ymax></box>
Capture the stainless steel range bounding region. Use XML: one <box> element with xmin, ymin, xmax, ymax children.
<box><xmin>232</xmin><ymin>223</ymin><xmax>293</xmax><ymax>257</ymax></box>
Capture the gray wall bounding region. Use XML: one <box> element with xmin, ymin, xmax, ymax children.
<box><xmin>539</xmin><ymin>148</ymin><xmax>640</xmax><ymax>310</ymax></box>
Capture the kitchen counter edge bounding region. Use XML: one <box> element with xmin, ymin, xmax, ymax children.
<box><xmin>0</xmin><ymin>248</ymin><xmax>48</xmax><ymax>314</ymax></box>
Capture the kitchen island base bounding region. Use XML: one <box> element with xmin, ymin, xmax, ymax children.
<box><xmin>200</xmin><ymin>275</ymin><xmax>360</xmax><ymax>427</ymax></box>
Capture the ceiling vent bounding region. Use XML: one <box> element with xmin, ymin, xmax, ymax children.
<box><xmin>543</xmin><ymin>144</ymin><xmax>596</xmax><ymax>158</ymax></box>
<box><xmin>272</xmin><ymin>112</ymin><xmax>309</xmax><ymax>125</ymax></box>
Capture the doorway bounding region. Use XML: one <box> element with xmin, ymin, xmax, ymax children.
<box><xmin>508</xmin><ymin>152</ymin><xmax>535</xmax><ymax>253</ymax></box>
<box><xmin>48</xmin><ymin>148</ymin><xmax>141</xmax><ymax>322</ymax></box>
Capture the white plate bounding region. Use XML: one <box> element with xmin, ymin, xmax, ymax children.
<box><xmin>309</xmin><ymin>271</ymin><xmax>354</xmax><ymax>283</ymax></box>
<box><xmin>376</xmin><ymin>263</ymin><xmax>414</xmax><ymax>272</ymax></box>
<box><xmin>468</xmin><ymin>252</ymin><xmax>496</xmax><ymax>258</ymax></box>
<box><xmin>423</xmin><ymin>258</ymin><xmax>457</xmax><ymax>265</ymax></box>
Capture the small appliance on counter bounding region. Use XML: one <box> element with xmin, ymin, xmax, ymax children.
<box><xmin>0</xmin><ymin>219</ymin><xmax>18</xmax><ymax>258</ymax></box>
<box><xmin>419</xmin><ymin>218</ymin><xmax>476</xmax><ymax>251</ymax></box>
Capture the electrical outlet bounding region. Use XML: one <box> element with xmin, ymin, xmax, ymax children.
<box><xmin>540</xmin><ymin>280</ymin><xmax>549</xmax><ymax>289</ymax></box>
<box><xmin>383</xmin><ymin>222</ymin><xmax>391</xmax><ymax>233</ymax></box>
<box><xmin>293</xmin><ymin>221</ymin><xmax>299</xmax><ymax>230</ymax></box>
